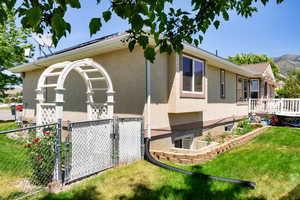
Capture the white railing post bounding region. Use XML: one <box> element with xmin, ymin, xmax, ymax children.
<box><xmin>248</xmin><ymin>98</ymin><xmax>251</xmax><ymax>114</ymax></box>
<box><xmin>280</xmin><ymin>98</ymin><xmax>283</xmax><ymax>114</ymax></box>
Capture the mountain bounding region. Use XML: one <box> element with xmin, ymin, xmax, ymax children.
<box><xmin>273</xmin><ymin>54</ymin><xmax>300</xmax><ymax>75</ymax></box>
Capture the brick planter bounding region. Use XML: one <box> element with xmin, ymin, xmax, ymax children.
<box><xmin>151</xmin><ymin>126</ymin><xmax>269</xmax><ymax>165</ymax></box>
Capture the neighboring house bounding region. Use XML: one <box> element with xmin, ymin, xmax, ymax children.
<box><xmin>10</xmin><ymin>33</ymin><xmax>276</xmax><ymax>151</ymax></box>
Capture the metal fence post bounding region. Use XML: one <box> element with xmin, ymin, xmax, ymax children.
<box><xmin>64</xmin><ymin>123</ymin><xmax>72</xmax><ymax>184</ymax></box>
<box><xmin>113</xmin><ymin>117</ymin><xmax>119</xmax><ymax>166</ymax></box>
<box><xmin>141</xmin><ymin>118</ymin><xmax>145</xmax><ymax>159</ymax></box>
<box><xmin>54</xmin><ymin>119</ymin><xmax>63</xmax><ymax>184</ymax></box>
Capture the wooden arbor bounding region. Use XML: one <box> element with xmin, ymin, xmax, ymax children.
<box><xmin>36</xmin><ymin>58</ymin><xmax>114</xmax><ymax>125</ymax></box>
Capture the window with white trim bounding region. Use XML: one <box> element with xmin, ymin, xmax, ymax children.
<box><xmin>182</xmin><ymin>56</ymin><xmax>204</xmax><ymax>93</ymax></box>
<box><xmin>174</xmin><ymin>135</ymin><xmax>193</xmax><ymax>149</ymax></box>
<box><xmin>250</xmin><ymin>79</ymin><xmax>259</xmax><ymax>98</ymax></box>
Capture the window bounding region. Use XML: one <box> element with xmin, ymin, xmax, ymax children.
<box><xmin>174</xmin><ymin>136</ymin><xmax>193</xmax><ymax>149</ymax></box>
<box><xmin>243</xmin><ymin>79</ymin><xmax>248</xmax><ymax>99</ymax></box>
<box><xmin>264</xmin><ymin>82</ymin><xmax>268</xmax><ymax>97</ymax></box>
<box><xmin>224</xmin><ymin>123</ymin><xmax>234</xmax><ymax>132</ymax></box>
<box><xmin>250</xmin><ymin>79</ymin><xmax>259</xmax><ymax>99</ymax></box>
<box><xmin>182</xmin><ymin>56</ymin><xmax>204</xmax><ymax>93</ymax></box>
<box><xmin>237</xmin><ymin>77</ymin><xmax>249</xmax><ymax>102</ymax></box>
<box><xmin>220</xmin><ymin>69</ymin><xmax>225</xmax><ymax>98</ymax></box>
<box><xmin>174</xmin><ymin>139</ymin><xmax>182</xmax><ymax>148</ymax></box>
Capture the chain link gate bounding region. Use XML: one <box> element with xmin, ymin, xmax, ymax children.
<box><xmin>64</xmin><ymin>117</ymin><xmax>144</xmax><ymax>184</ymax></box>
<box><xmin>117</xmin><ymin>118</ymin><xmax>144</xmax><ymax>165</ymax></box>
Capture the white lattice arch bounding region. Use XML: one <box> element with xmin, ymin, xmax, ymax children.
<box><xmin>36</xmin><ymin>58</ymin><xmax>114</xmax><ymax>125</ymax></box>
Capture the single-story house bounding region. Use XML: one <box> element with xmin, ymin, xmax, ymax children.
<box><xmin>11</xmin><ymin>32</ymin><xmax>276</xmax><ymax>151</ymax></box>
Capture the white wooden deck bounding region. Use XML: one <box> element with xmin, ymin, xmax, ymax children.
<box><xmin>249</xmin><ymin>98</ymin><xmax>300</xmax><ymax>117</ymax></box>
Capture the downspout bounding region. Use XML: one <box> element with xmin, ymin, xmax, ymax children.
<box><xmin>146</xmin><ymin>59</ymin><xmax>151</xmax><ymax>139</ymax></box>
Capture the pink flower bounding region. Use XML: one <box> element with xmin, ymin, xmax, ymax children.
<box><xmin>43</xmin><ymin>131</ymin><xmax>50</xmax><ymax>136</ymax></box>
<box><xmin>36</xmin><ymin>156</ymin><xmax>43</xmax><ymax>161</ymax></box>
<box><xmin>32</xmin><ymin>138</ymin><xmax>40</xmax><ymax>144</ymax></box>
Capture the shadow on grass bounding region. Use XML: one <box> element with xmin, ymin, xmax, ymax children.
<box><xmin>116</xmin><ymin>176</ymin><xmax>265</xmax><ymax>200</ymax></box>
<box><xmin>40</xmin><ymin>165</ymin><xmax>266</xmax><ymax>200</ymax></box>
<box><xmin>279</xmin><ymin>184</ymin><xmax>300</xmax><ymax>200</ymax></box>
<box><xmin>39</xmin><ymin>186</ymin><xmax>102</xmax><ymax>200</ymax></box>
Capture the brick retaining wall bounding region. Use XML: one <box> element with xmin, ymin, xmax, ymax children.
<box><xmin>150</xmin><ymin>126</ymin><xmax>269</xmax><ymax>165</ymax></box>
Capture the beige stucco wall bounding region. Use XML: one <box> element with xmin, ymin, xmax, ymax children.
<box><xmin>204</xmin><ymin>65</ymin><xmax>248</xmax><ymax>122</ymax></box>
<box><xmin>22</xmin><ymin>48</ymin><xmax>172</xmax><ymax>129</ymax></box>
<box><xmin>165</xmin><ymin>53</ymin><xmax>248</xmax><ymax>127</ymax></box>
<box><xmin>22</xmin><ymin>47</ymin><xmax>252</xmax><ymax>131</ymax></box>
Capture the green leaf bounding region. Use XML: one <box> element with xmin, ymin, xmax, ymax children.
<box><xmin>102</xmin><ymin>11</ymin><xmax>112</xmax><ymax>22</ymax></box>
<box><xmin>66</xmin><ymin>0</ymin><xmax>81</xmax><ymax>8</ymax></box>
<box><xmin>213</xmin><ymin>20</ymin><xmax>220</xmax><ymax>29</ymax></box>
<box><xmin>223</xmin><ymin>11</ymin><xmax>229</xmax><ymax>21</ymax></box>
<box><xmin>144</xmin><ymin>47</ymin><xmax>156</xmax><ymax>63</ymax></box>
<box><xmin>89</xmin><ymin>18</ymin><xmax>102</xmax><ymax>36</ymax></box>
<box><xmin>137</xmin><ymin>35</ymin><xmax>149</xmax><ymax>48</ymax></box>
<box><xmin>128</xmin><ymin>40</ymin><xmax>136</xmax><ymax>52</ymax></box>
<box><xmin>26</xmin><ymin>7</ymin><xmax>41</xmax><ymax>28</ymax></box>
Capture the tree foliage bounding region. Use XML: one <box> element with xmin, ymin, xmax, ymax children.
<box><xmin>0</xmin><ymin>8</ymin><xmax>32</xmax><ymax>99</ymax></box>
<box><xmin>228</xmin><ymin>53</ymin><xmax>280</xmax><ymax>78</ymax></box>
<box><xmin>0</xmin><ymin>0</ymin><xmax>284</xmax><ymax>62</ymax></box>
<box><xmin>276</xmin><ymin>70</ymin><xmax>300</xmax><ymax>98</ymax></box>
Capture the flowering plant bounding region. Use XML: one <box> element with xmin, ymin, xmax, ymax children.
<box><xmin>25</xmin><ymin>127</ymin><xmax>56</xmax><ymax>185</ymax></box>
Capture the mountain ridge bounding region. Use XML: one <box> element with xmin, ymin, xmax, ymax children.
<box><xmin>273</xmin><ymin>54</ymin><xmax>300</xmax><ymax>75</ymax></box>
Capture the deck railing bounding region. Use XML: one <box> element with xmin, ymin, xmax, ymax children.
<box><xmin>249</xmin><ymin>98</ymin><xmax>300</xmax><ymax>116</ymax></box>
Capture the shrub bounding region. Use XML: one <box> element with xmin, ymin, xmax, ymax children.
<box><xmin>25</xmin><ymin>127</ymin><xmax>56</xmax><ymax>185</ymax></box>
<box><xmin>205</xmin><ymin>132</ymin><xmax>213</xmax><ymax>144</ymax></box>
<box><xmin>234</xmin><ymin>119</ymin><xmax>255</xmax><ymax>135</ymax></box>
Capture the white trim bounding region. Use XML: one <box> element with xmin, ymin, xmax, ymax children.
<box><xmin>182</xmin><ymin>55</ymin><xmax>205</xmax><ymax>94</ymax></box>
<box><xmin>250</xmin><ymin>79</ymin><xmax>259</xmax><ymax>99</ymax></box>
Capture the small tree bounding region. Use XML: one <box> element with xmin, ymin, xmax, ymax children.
<box><xmin>0</xmin><ymin>8</ymin><xmax>32</xmax><ymax>99</ymax></box>
<box><xmin>228</xmin><ymin>53</ymin><xmax>280</xmax><ymax>79</ymax></box>
<box><xmin>277</xmin><ymin>70</ymin><xmax>300</xmax><ymax>98</ymax></box>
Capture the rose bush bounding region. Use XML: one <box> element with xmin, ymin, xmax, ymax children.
<box><xmin>25</xmin><ymin>127</ymin><xmax>56</xmax><ymax>185</ymax></box>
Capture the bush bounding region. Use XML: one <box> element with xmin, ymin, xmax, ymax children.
<box><xmin>205</xmin><ymin>132</ymin><xmax>213</xmax><ymax>144</ymax></box>
<box><xmin>25</xmin><ymin>127</ymin><xmax>56</xmax><ymax>185</ymax></box>
<box><xmin>234</xmin><ymin>119</ymin><xmax>255</xmax><ymax>135</ymax></box>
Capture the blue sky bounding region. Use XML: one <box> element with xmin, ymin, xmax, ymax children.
<box><xmin>33</xmin><ymin>0</ymin><xmax>300</xmax><ymax>59</ymax></box>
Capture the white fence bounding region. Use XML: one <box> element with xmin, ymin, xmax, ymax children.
<box><xmin>249</xmin><ymin>98</ymin><xmax>300</xmax><ymax>116</ymax></box>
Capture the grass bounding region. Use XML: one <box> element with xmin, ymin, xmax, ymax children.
<box><xmin>30</xmin><ymin>126</ymin><xmax>300</xmax><ymax>200</ymax></box>
<box><xmin>0</xmin><ymin>106</ymin><xmax>10</xmax><ymax>110</ymax></box>
<box><xmin>0</xmin><ymin>122</ymin><xmax>31</xmax><ymax>199</ymax></box>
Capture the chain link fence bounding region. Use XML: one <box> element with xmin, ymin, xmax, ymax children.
<box><xmin>0</xmin><ymin>122</ymin><xmax>60</xmax><ymax>200</ymax></box>
<box><xmin>64</xmin><ymin>117</ymin><xmax>144</xmax><ymax>184</ymax></box>
<box><xmin>0</xmin><ymin>117</ymin><xmax>144</xmax><ymax>199</ymax></box>
<box><xmin>118</xmin><ymin>118</ymin><xmax>144</xmax><ymax>165</ymax></box>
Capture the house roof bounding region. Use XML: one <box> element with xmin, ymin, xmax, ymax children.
<box><xmin>241</xmin><ymin>62</ymin><xmax>270</xmax><ymax>74</ymax></box>
<box><xmin>10</xmin><ymin>32</ymin><xmax>259</xmax><ymax>78</ymax></box>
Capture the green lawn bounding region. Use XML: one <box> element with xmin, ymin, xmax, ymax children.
<box><xmin>30</xmin><ymin>126</ymin><xmax>300</xmax><ymax>200</ymax></box>
<box><xmin>0</xmin><ymin>122</ymin><xmax>31</xmax><ymax>199</ymax></box>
